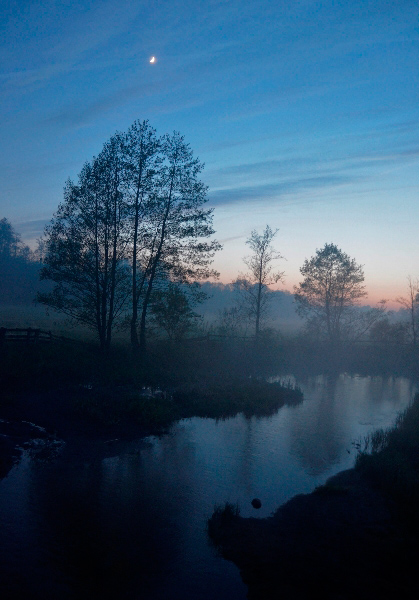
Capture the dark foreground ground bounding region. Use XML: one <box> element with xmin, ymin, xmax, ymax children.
<box><xmin>209</xmin><ymin>469</ymin><xmax>417</xmax><ymax>599</ymax></box>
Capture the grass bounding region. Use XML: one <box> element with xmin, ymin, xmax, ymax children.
<box><xmin>356</xmin><ymin>393</ymin><xmax>419</xmax><ymax>528</ymax></box>
<box><xmin>173</xmin><ymin>379</ymin><xmax>303</xmax><ymax>419</ymax></box>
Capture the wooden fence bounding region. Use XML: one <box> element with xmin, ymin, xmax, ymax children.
<box><xmin>0</xmin><ymin>328</ymin><xmax>80</xmax><ymax>345</ymax></box>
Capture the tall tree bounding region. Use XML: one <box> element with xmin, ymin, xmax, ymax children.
<box><xmin>234</xmin><ymin>225</ymin><xmax>284</xmax><ymax>340</ymax></box>
<box><xmin>122</xmin><ymin>120</ymin><xmax>161</xmax><ymax>351</ymax></box>
<box><xmin>137</xmin><ymin>131</ymin><xmax>221</xmax><ymax>352</ymax></box>
<box><xmin>294</xmin><ymin>243</ymin><xmax>368</xmax><ymax>345</ymax></box>
<box><xmin>38</xmin><ymin>134</ymin><xmax>130</xmax><ymax>352</ymax></box>
<box><xmin>38</xmin><ymin>123</ymin><xmax>221</xmax><ymax>352</ymax></box>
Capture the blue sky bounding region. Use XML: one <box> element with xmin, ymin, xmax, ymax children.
<box><xmin>1</xmin><ymin>0</ymin><xmax>418</xmax><ymax>304</ymax></box>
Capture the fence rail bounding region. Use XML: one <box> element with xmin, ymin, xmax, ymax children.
<box><xmin>0</xmin><ymin>327</ymin><xmax>80</xmax><ymax>345</ymax></box>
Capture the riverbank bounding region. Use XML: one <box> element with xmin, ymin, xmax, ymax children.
<box><xmin>208</xmin><ymin>394</ymin><xmax>419</xmax><ymax>598</ymax></box>
<box><xmin>0</xmin><ymin>340</ymin><xmax>303</xmax><ymax>479</ymax></box>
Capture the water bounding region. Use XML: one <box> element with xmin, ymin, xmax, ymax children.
<box><xmin>0</xmin><ymin>374</ymin><xmax>416</xmax><ymax>599</ymax></box>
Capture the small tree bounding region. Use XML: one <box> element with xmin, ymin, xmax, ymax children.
<box><xmin>0</xmin><ymin>218</ymin><xmax>40</xmax><ymax>304</ymax></box>
<box><xmin>216</xmin><ymin>305</ymin><xmax>248</xmax><ymax>338</ymax></box>
<box><xmin>369</xmin><ymin>317</ymin><xmax>408</xmax><ymax>346</ymax></box>
<box><xmin>294</xmin><ymin>243</ymin><xmax>368</xmax><ymax>345</ymax></box>
<box><xmin>396</xmin><ymin>276</ymin><xmax>419</xmax><ymax>349</ymax></box>
<box><xmin>0</xmin><ymin>218</ymin><xmax>31</xmax><ymax>259</ymax></box>
<box><xmin>150</xmin><ymin>282</ymin><xmax>204</xmax><ymax>341</ymax></box>
<box><xmin>234</xmin><ymin>225</ymin><xmax>284</xmax><ymax>340</ymax></box>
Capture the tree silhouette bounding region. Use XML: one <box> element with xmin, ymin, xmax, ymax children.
<box><xmin>396</xmin><ymin>276</ymin><xmax>419</xmax><ymax>349</ymax></box>
<box><xmin>137</xmin><ymin>131</ymin><xmax>220</xmax><ymax>352</ymax></box>
<box><xmin>294</xmin><ymin>243</ymin><xmax>367</xmax><ymax>345</ymax></box>
<box><xmin>38</xmin><ymin>134</ymin><xmax>130</xmax><ymax>352</ymax></box>
<box><xmin>234</xmin><ymin>225</ymin><xmax>284</xmax><ymax>340</ymax></box>
<box><xmin>38</xmin><ymin>122</ymin><xmax>221</xmax><ymax>352</ymax></box>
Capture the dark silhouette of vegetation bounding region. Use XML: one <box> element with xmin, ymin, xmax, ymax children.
<box><xmin>136</xmin><ymin>130</ymin><xmax>220</xmax><ymax>352</ymax></box>
<box><xmin>233</xmin><ymin>225</ymin><xmax>284</xmax><ymax>340</ymax></box>
<box><xmin>150</xmin><ymin>282</ymin><xmax>205</xmax><ymax>341</ymax></box>
<box><xmin>356</xmin><ymin>392</ymin><xmax>419</xmax><ymax>529</ymax></box>
<box><xmin>123</xmin><ymin>120</ymin><xmax>162</xmax><ymax>351</ymax></box>
<box><xmin>38</xmin><ymin>121</ymin><xmax>221</xmax><ymax>353</ymax></box>
<box><xmin>396</xmin><ymin>275</ymin><xmax>419</xmax><ymax>349</ymax></box>
<box><xmin>38</xmin><ymin>136</ymin><xmax>130</xmax><ymax>352</ymax></box>
<box><xmin>294</xmin><ymin>243</ymin><xmax>385</xmax><ymax>347</ymax></box>
<box><xmin>0</xmin><ymin>218</ymin><xmax>43</xmax><ymax>305</ymax></box>
<box><xmin>0</xmin><ymin>337</ymin><xmax>302</xmax><ymax>436</ymax></box>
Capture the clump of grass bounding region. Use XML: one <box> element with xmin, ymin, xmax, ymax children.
<box><xmin>207</xmin><ymin>502</ymin><xmax>241</xmax><ymax>546</ymax></box>
<box><xmin>174</xmin><ymin>379</ymin><xmax>303</xmax><ymax>420</ymax></box>
<box><xmin>314</xmin><ymin>483</ymin><xmax>349</xmax><ymax>496</ymax></box>
<box><xmin>360</xmin><ymin>428</ymin><xmax>391</xmax><ymax>454</ymax></box>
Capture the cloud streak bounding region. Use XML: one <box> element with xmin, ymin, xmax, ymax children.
<box><xmin>208</xmin><ymin>174</ymin><xmax>355</xmax><ymax>206</ymax></box>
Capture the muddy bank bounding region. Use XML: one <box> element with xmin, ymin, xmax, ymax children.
<box><xmin>209</xmin><ymin>468</ymin><xmax>418</xmax><ymax>599</ymax></box>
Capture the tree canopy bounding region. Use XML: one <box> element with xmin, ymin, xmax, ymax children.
<box><xmin>294</xmin><ymin>243</ymin><xmax>368</xmax><ymax>344</ymax></box>
<box><xmin>38</xmin><ymin>120</ymin><xmax>221</xmax><ymax>352</ymax></box>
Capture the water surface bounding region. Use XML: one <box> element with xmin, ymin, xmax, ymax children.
<box><xmin>0</xmin><ymin>374</ymin><xmax>416</xmax><ymax>599</ymax></box>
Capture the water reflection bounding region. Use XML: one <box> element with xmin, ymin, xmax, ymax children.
<box><xmin>0</xmin><ymin>375</ymin><xmax>416</xmax><ymax>599</ymax></box>
<box><xmin>288</xmin><ymin>375</ymin><xmax>343</xmax><ymax>475</ymax></box>
<box><xmin>287</xmin><ymin>375</ymin><xmax>416</xmax><ymax>476</ymax></box>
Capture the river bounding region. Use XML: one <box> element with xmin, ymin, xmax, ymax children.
<box><xmin>0</xmin><ymin>374</ymin><xmax>416</xmax><ymax>599</ymax></box>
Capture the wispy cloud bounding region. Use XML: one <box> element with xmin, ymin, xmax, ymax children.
<box><xmin>208</xmin><ymin>174</ymin><xmax>355</xmax><ymax>206</ymax></box>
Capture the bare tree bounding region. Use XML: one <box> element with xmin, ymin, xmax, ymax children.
<box><xmin>234</xmin><ymin>225</ymin><xmax>284</xmax><ymax>340</ymax></box>
<box><xmin>396</xmin><ymin>276</ymin><xmax>419</xmax><ymax>348</ymax></box>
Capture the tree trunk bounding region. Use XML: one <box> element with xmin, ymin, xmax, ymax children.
<box><xmin>139</xmin><ymin>164</ymin><xmax>176</xmax><ymax>353</ymax></box>
<box><xmin>130</xmin><ymin>157</ymin><xmax>144</xmax><ymax>352</ymax></box>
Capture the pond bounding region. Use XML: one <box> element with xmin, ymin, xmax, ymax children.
<box><xmin>0</xmin><ymin>374</ymin><xmax>416</xmax><ymax>599</ymax></box>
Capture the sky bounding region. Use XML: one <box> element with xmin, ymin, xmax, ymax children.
<box><xmin>1</xmin><ymin>0</ymin><xmax>418</xmax><ymax>306</ymax></box>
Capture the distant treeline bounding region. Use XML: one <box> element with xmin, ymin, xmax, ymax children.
<box><xmin>0</xmin><ymin>218</ymin><xmax>415</xmax><ymax>347</ymax></box>
<box><xmin>198</xmin><ymin>282</ymin><xmax>299</xmax><ymax>321</ymax></box>
<box><xmin>0</xmin><ymin>218</ymin><xmax>49</xmax><ymax>305</ymax></box>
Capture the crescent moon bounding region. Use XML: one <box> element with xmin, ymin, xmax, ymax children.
<box><xmin>150</xmin><ymin>56</ymin><xmax>156</xmax><ymax>64</ymax></box>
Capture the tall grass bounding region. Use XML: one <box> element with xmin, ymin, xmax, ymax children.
<box><xmin>356</xmin><ymin>394</ymin><xmax>419</xmax><ymax>528</ymax></box>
